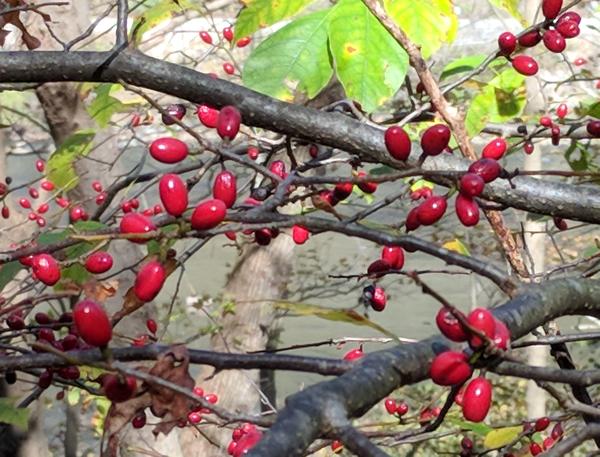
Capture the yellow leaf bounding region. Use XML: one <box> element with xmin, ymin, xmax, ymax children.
<box><xmin>442</xmin><ymin>239</ymin><xmax>471</xmax><ymax>256</ymax></box>
<box><xmin>408</xmin><ymin>179</ymin><xmax>434</xmax><ymax>192</ymax></box>
<box><xmin>484</xmin><ymin>426</ymin><xmax>522</xmax><ymax>449</ymax></box>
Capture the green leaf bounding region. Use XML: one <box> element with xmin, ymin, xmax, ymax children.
<box><xmin>0</xmin><ymin>262</ymin><xmax>23</xmax><ymax>292</ymax></box>
<box><xmin>488</xmin><ymin>0</ymin><xmax>526</xmax><ymax>25</ymax></box>
<box><xmin>440</xmin><ymin>54</ymin><xmax>487</xmax><ymax>80</ymax></box>
<box><xmin>274</xmin><ymin>300</ymin><xmax>399</xmax><ymax>340</ymax></box>
<box><xmin>47</xmin><ymin>130</ymin><xmax>96</xmax><ymax>191</ymax></box>
<box><xmin>86</xmin><ymin>84</ymin><xmax>126</xmax><ymax>128</ymax></box>
<box><xmin>384</xmin><ymin>0</ymin><xmax>458</xmax><ymax>59</ymax></box>
<box><xmin>130</xmin><ymin>0</ymin><xmax>198</xmax><ymax>44</ymax></box>
<box><xmin>564</xmin><ymin>140</ymin><xmax>593</xmax><ymax>172</ymax></box>
<box><xmin>243</xmin><ymin>9</ymin><xmax>334</xmax><ymax>102</ymax></box>
<box><xmin>465</xmin><ymin>68</ymin><xmax>526</xmax><ymax>136</ymax></box>
<box><xmin>0</xmin><ymin>398</ymin><xmax>29</xmax><ymax>430</ymax></box>
<box><xmin>328</xmin><ymin>0</ymin><xmax>408</xmax><ymax>112</ymax></box>
<box><xmin>484</xmin><ymin>426</ymin><xmax>522</xmax><ymax>449</ymax></box>
<box><xmin>446</xmin><ymin>417</ymin><xmax>493</xmax><ymax>436</ymax></box>
<box><xmin>235</xmin><ymin>0</ymin><xmax>314</xmax><ymax>39</ymax></box>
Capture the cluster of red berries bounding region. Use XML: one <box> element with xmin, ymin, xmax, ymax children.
<box><xmin>498</xmin><ymin>1</ymin><xmax>581</xmax><ymax>77</ymax></box>
<box><xmin>198</xmin><ymin>26</ymin><xmax>251</xmax><ymax>77</ymax></box>
<box><xmin>384</xmin><ymin>397</ymin><xmax>409</xmax><ymax>416</ymax></box>
<box><xmin>227</xmin><ymin>422</ymin><xmax>262</xmax><ymax>456</ymax></box>
<box><xmin>523</xmin><ymin>418</ymin><xmax>564</xmax><ymax>455</ymax></box>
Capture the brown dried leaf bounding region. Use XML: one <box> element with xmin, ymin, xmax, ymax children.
<box><xmin>83</xmin><ymin>279</ymin><xmax>119</xmax><ymax>303</ymax></box>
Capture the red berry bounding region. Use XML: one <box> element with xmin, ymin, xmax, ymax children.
<box><xmin>188</xmin><ymin>411</ymin><xmax>202</xmax><ymax>424</ymax></box>
<box><xmin>405</xmin><ymin>206</ymin><xmax>421</xmax><ymax>232</ymax></box>
<box><xmin>420</xmin><ymin>124</ymin><xmax>451</xmax><ymax>156</ymax></box>
<box><xmin>467</xmin><ymin>308</ymin><xmax>496</xmax><ymax>348</ymax></box>
<box><xmin>587</xmin><ymin>120</ymin><xmax>600</xmax><ymax>138</ymax></box>
<box><xmin>41</xmin><ymin>180</ymin><xmax>54</xmax><ymax>191</ymax></box>
<box><xmin>1</xmin><ymin>206</ymin><xmax>8</xmax><ymax>219</ymax></box>
<box><xmin>223</xmin><ymin>62</ymin><xmax>235</xmax><ymax>75</ymax></box>
<box><xmin>56</xmin><ymin>197</ymin><xmax>69</xmax><ymax>208</ymax></box>
<box><xmin>222</xmin><ymin>26</ymin><xmax>233</xmax><ymax>42</ymax></box>
<box><xmin>28</xmin><ymin>187</ymin><xmax>39</xmax><ymax>199</ymax></box>
<box><xmin>557</xmin><ymin>11</ymin><xmax>581</xmax><ymax>25</ymax></box>
<box><xmin>551</xmin><ymin>125</ymin><xmax>561</xmax><ymax>145</ymax></box>
<box><xmin>37</xmin><ymin>327</ymin><xmax>55</xmax><ymax>342</ymax></box>
<box><xmin>37</xmin><ymin>203</ymin><xmax>49</xmax><ymax>214</ymax></box>
<box><xmin>191</xmin><ymin>199</ymin><xmax>227</xmax><ymax>230</ymax></box>
<box><xmin>357</xmin><ymin>171</ymin><xmax>378</xmax><ymax>194</ymax></box>
<box><xmin>59</xmin><ymin>366</ymin><xmax>80</xmax><ymax>380</ymax></box>
<box><xmin>381</xmin><ymin>246</ymin><xmax>404</xmax><ymax>269</ymax></box>
<box><xmin>35</xmin><ymin>159</ymin><xmax>45</xmax><ymax>172</ymax></box>
<box><xmin>455</xmin><ymin>194</ymin><xmax>480</xmax><ymax>227</ymax></box>
<box><xmin>462</xmin><ymin>377</ymin><xmax>492</xmax><ymax>422</ymax></box>
<box><xmin>543</xmin><ymin>437</ymin><xmax>555</xmax><ymax>450</ymax></box>
<box><xmin>196</xmin><ymin>104</ymin><xmax>219</xmax><ymax>128</ymax></box>
<box><xmin>161</xmin><ymin>103</ymin><xmax>187</xmax><ymax>126</ymax></box>
<box><xmin>343</xmin><ymin>346</ymin><xmax>363</xmax><ymax>361</ymax></box>
<box><xmin>524</xmin><ymin>141</ymin><xmax>534</xmax><ymax>154</ymax></box>
<box><xmin>236</xmin><ymin>36</ymin><xmax>251</xmax><ymax>47</ymax></box>
<box><xmin>498</xmin><ymin>32</ymin><xmax>516</xmax><ymax>55</ymax></box>
<box><xmin>468</xmin><ymin>158</ymin><xmax>501</xmax><ymax>183</ymax></box>
<box><xmin>530</xmin><ymin>443</ymin><xmax>543</xmax><ymax>456</ymax></box>
<box><xmin>269</xmin><ymin>160</ymin><xmax>287</xmax><ymax>179</ymax></box>
<box><xmin>38</xmin><ymin>370</ymin><xmax>53</xmax><ymax>389</ymax></box>
<box><xmin>535</xmin><ymin>416</ymin><xmax>551</xmax><ymax>431</ymax></box>
<box><xmin>482</xmin><ymin>138</ymin><xmax>507</xmax><ymax>160</ymax></box>
<box><xmin>436</xmin><ymin>308</ymin><xmax>468</xmax><ymax>342</ymax></box>
<box><xmin>331</xmin><ymin>440</ymin><xmax>343</xmax><ymax>453</ymax></box>
<box><xmin>73</xmin><ymin>300</ymin><xmax>112</xmax><ymax>347</ymax></box>
<box><xmin>247</xmin><ymin>146</ymin><xmax>259</xmax><ymax>160</ymax></box>
<box><xmin>417</xmin><ymin>195</ymin><xmax>447</xmax><ymax>225</ymax></box>
<box><xmin>334</xmin><ymin>182</ymin><xmax>354</xmax><ymax>201</ymax></box>
<box><xmin>492</xmin><ymin>319</ymin><xmax>511</xmax><ymax>350</ymax></box>
<box><xmin>205</xmin><ymin>393</ymin><xmax>218</xmax><ymax>404</ymax></box>
<box><xmin>540</xmin><ymin>116</ymin><xmax>553</xmax><ymax>127</ymax></box>
<box><xmin>132</xmin><ymin>412</ymin><xmax>146</xmax><ymax>428</ymax></box>
<box><xmin>396</xmin><ymin>402</ymin><xmax>409</xmax><ymax>415</ymax></box>
<box><xmin>460</xmin><ymin>173</ymin><xmax>485</xmax><ymax>197</ymax></box>
<box><xmin>370</xmin><ymin>287</ymin><xmax>387</xmax><ymax>312</ymax></box>
<box><xmin>461</xmin><ymin>437</ymin><xmax>473</xmax><ymax>450</ymax></box>
<box><xmin>120</xmin><ymin>213</ymin><xmax>156</xmax><ymax>243</ymax></box>
<box><xmin>384</xmin><ymin>398</ymin><xmax>397</xmax><ymax>414</ymax></box>
<box><xmin>430</xmin><ymin>351</ymin><xmax>473</xmax><ymax>386</ymax></box>
<box><xmin>32</xmin><ymin>254</ymin><xmax>61</xmax><ymax>286</ymax></box>
<box><xmin>512</xmin><ymin>55</ymin><xmax>538</xmax><ymax>76</ymax></box>
<box><xmin>556</xmin><ymin>103</ymin><xmax>568</xmax><ymax>119</ymax></box>
<box><xmin>19</xmin><ymin>198</ymin><xmax>31</xmax><ymax>209</ymax></box>
<box><xmin>292</xmin><ymin>225</ymin><xmax>310</xmax><ymax>245</ymax></box>
<box><xmin>216</xmin><ymin>106</ymin><xmax>241</xmax><ymax>141</ymax></box>
<box><xmin>574</xmin><ymin>57</ymin><xmax>587</xmax><ymax>66</ymax></box>
<box><xmin>7</xmin><ymin>312</ymin><xmax>25</xmax><ymax>330</ymax></box>
<box><xmin>91</xmin><ymin>181</ymin><xmax>103</xmax><ymax>193</ymax></box>
<box><xmin>384</xmin><ymin>126</ymin><xmax>411</xmax><ymax>161</ymax></box>
<box><xmin>35</xmin><ymin>312</ymin><xmax>51</xmax><ymax>325</ymax></box>
<box><xmin>149</xmin><ymin>137</ymin><xmax>189</xmax><ymax>164</ymax></box>
<box><xmin>518</xmin><ymin>30</ymin><xmax>542</xmax><ymax>48</ymax></box>
<box><xmin>543</xmin><ymin>30</ymin><xmax>566</xmax><ymax>53</ymax></box>
<box><xmin>367</xmin><ymin>259</ymin><xmax>390</xmax><ymax>277</ymax></box>
<box><xmin>36</xmin><ymin>216</ymin><xmax>46</xmax><ymax>227</ymax></box>
<box><xmin>146</xmin><ymin>319</ymin><xmax>158</xmax><ymax>334</ymax></box>
<box><xmin>551</xmin><ymin>422</ymin><xmax>563</xmax><ymax>439</ymax></box>
<box><xmin>69</xmin><ymin>205</ymin><xmax>87</xmax><ymax>223</ymax></box>
<box><xmin>85</xmin><ymin>251</ymin><xmax>113</xmax><ymax>274</ymax></box>
<box><xmin>213</xmin><ymin>171</ymin><xmax>237</xmax><ymax>208</ymax></box>
<box><xmin>199</xmin><ymin>31</ymin><xmax>212</xmax><ymax>44</ymax></box>
<box><xmin>134</xmin><ymin>260</ymin><xmax>166</xmax><ymax>302</ymax></box>
<box><xmin>542</xmin><ymin>0</ymin><xmax>563</xmax><ymax>20</ymax></box>
<box><xmin>254</xmin><ymin>228</ymin><xmax>273</xmax><ymax>246</ymax></box>
<box><xmin>159</xmin><ymin>173</ymin><xmax>188</xmax><ymax>217</ymax></box>
<box><xmin>102</xmin><ymin>374</ymin><xmax>137</xmax><ymax>403</ymax></box>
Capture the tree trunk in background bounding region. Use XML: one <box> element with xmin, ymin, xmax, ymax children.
<box><xmin>522</xmin><ymin>0</ymin><xmax>548</xmax><ymax>420</ymax></box>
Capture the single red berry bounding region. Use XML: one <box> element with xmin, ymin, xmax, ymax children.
<box><xmin>59</xmin><ymin>366</ymin><xmax>80</xmax><ymax>380</ymax></box>
<box><xmin>247</xmin><ymin>146</ymin><xmax>259</xmax><ymax>160</ymax></box>
<box><xmin>396</xmin><ymin>402</ymin><xmax>409</xmax><ymax>415</ymax></box>
<box><xmin>430</xmin><ymin>351</ymin><xmax>473</xmax><ymax>386</ymax></box>
<box><xmin>542</xmin><ymin>0</ymin><xmax>563</xmax><ymax>20</ymax></box>
<box><xmin>188</xmin><ymin>411</ymin><xmax>202</xmax><ymax>424</ymax></box>
<box><xmin>498</xmin><ymin>32</ymin><xmax>516</xmax><ymax>55</ymax></box>
<box><xmin>543</xmin><ymin>436</ymin><xmax>555</xmax><ymax>450</ymax></box>
<box><xmin>357</xmin><ymin>171</ymin><xmax>378</xmax><ymax>194</ymax></box>
<box><xmin>149</xmin><ymin>137</ymin><xmax>189</xmax><ymax>164</ymax></box>
<box><xmin>512</xmin><ymin>55</ymin><xmax>539</xmax><ymax>76</ymax></box>
<box><xmin>38</xmin><ymin>370</ymin><xmax>53</xmax><ymax>389</ymax></box>
<box><xmin>121</xmin><ymin>201</ymin><xmax>133</xmax><ymax>213</ymax></box>
<box><xmin>35</xmin><ymin>312</ymin><xmax>51</xmax><ymax>325</ymax></box>
<box><xmin>222</xmin><ymin>26</ymin><xmax>233</xmax><ymax>42</ymax></box>
<box><xmin>420</xmin><ymin>124</ymin><xmax>451</xmax><ymax>156</ymax></box>
<box><xmin>574</xmin><ymin>57</ymin><xmax>587</xmax><ymax>66</ymax></box>
<box><xmin>331</xmin><ymin>440</ymin><xmax>343</xmax><ymax>453</ymax></box>
<box><xmin>36</xmin><ymin>216</ymin><xmax>46</xmax><ymax>227</ymax></box>
<box><xmin>436</xmin><ymin>308</ymin><xmax>468</xmax><ymax>342</ymax></box>
<box><xmin>216</xmin><ymin>106</ymin><xmax>242</xmax><ymax>141</ymax></box>
<box><xmin>196</xmin><ymin>104</ymin><xmax>219</xmax><ymax>128</ymax></box>
<box><xmin>518</xmin><ymin>30</ymin><xmax>542</xmax><ymax>48</ymax></box>
<box><xmin>482</xmin><ymin>138</ymin><xmax>507</xmax><ymax>160</ymax></box>
<box><xmin>551</xmin><ymin>125</ymin><xmax>561</xmax><ymax>145</ymax></box>
<box><xmin>19</xmin><ymin>198</ymin><xmax>31</xmax><ymax>209</ymax></box>
<box><xmin>134</xmin><ymin>260</ymin><xmax>166</xmax><ymax>302</ymax></box>
<box><xmin>535</xmin><ymin>416</ymin><xmax>551</xmax><ymax>431</ymax></box>
<box><xmin>132</xmin><ymin>412</ymin><xmax>147</xmax><ymax>428</ymax></box>
<box><xmin>586</xmin><ymin>120</ymin><xmax>600</xmax><ymax>138</ymax></box>
<box><xmin>254</xmin><ymin>229</ymin><xmax>273</xmax><ymax>246</ymax></box>
<box><xmin>417</xmin><ymin>195</ymin><xmax>447</xmax><ymax>225</ymax></box>
<box><xmin>460</xmin><ymin>173</ymin><xmax>485</xmax><ymax>197</ymax></box>
<box><xmin>236</xmin><ymin>36</ymin><xmax>251</xmax><ymax>47</ymax></box>
<box><xmin>308</xmin><ymin>144</ymin><xmax>319</xmax><ymax>158</ymax></box>
<box><xmin>56</xmin><ymin>197</ymin><xmax>69</xmax><ymax>208</ymax></box>
<box><xmin>159</xmin><ymin>173</ymin><xmax>189</xmax><ymax>217</ymax></box>
<box><xmin>524</xmin><ymin>141</ymin><xmax>534</xmax><ymax>154</ymax></box>
<box><xmin>161</xmin><ymin>103</ymin><xmax>187</xmax><ymax>126</ymax></box>
<box><xmin>557</xmin><ymin>21</ymin><xmax>580</xmax><ymax>40</ymax></box>
<box><xmin>540</xmin><ymin>116</ymin><xmax>553</xmax><ymax>127</ymax></box>
<box><xmin>120</xmin><ymin>213</ymin><xmax>156</xmax><ymax>243</ymax></box>
<box><xmin>461</xmin><ymin>437</ymin><xmax>473</xmax><ymax>450</ymax></box>
<box><xmin>381</xmin><ymin>246</ymin><xmax>404</xmax><ymax>269</ymax></box>
<box><xmin>455</xmin><ymin>194</ymin><xmax>480</xmax><ymax>227</ymax></box>
<box><xmin>85</xmin><ymin>251</ymin><xmax>113</xmax><ymax>274</ymax></box>
<box><xmin>370</xmin><ymin>287</ymin><xmax>387</xmax><ymax>312</ymax></box>
<box><xmin>213</xmin><ymin>171</ymin><xmax>237</xmax><ymax>208</ymax></box>
<box><xmin>467</xmin><ymin>308</ymin><xmax>496</xmax><ymax>348</ymax></box>
<box><xmin>95</xmin><ymin>192</ymin><xmax>107</xmax><ymax>205</ymax></box>
<box><xmin>37</xmin><ymin>203</ymin><xmax>49</xmax><ymax>214</ymax></box>
<box><xmin>41</xmin><ymin>180</ymin><xmax>55</xmax><ymax>191</ymax></box>
<box><xmin>551</xmin><ymin>422</ymin><xmax>563</xmax><ymax>439</ymax></box>
<box><xmin>191</xmin><ymin>199</ymin><xmax>227</xmax><ymax>230</ymax></box>
<box><xmin>468</xmin><ymin>158</ymin><xmax>502</xmax><ymax>183</ymax></box>
<box><xmin>269</xmin><ymin>160</ymin><xmax>287</xmax><ymax>179</ymax></box>
<box><xmin>543</xmin><ymin>30</ymin><xmax>566</xmax><ymax>53</ymax></box>
<box><xmin>384</xmin><ymin>398</ymin><xmax>397</xmax><ymax>414</ymax></box>
<box><xmin>61</xmin><ymin>334</ymin><xmax>79</xmax><ymax>351</ymax></box>
<box><xmin>32</xmin><ymin>254</ymin><xmax>61</xmax><ymax>286</ymax></box>
<box><xmin>28</xmin><ymin>211</ymin><xmax>38</xmax><ymax>221</ymax></box>
<box><xmin>205</xmin><ymin>393</ymin><xmax>218</xmax><ymax>404</ymax></box>
<box><xmin>462</xmin><ymin>377</ymin><xmax>492</xmax><ymax>422</ymax></box>
<box><xmin>69</xmin><ymin>205</ymin><xmax>88</xmax><ymax>223</ymax></box>
<box><xmin>199</xmin><ymin>31</ymin><xmax>212</xmax><ymax>44</ymax></box>
<box><xmin>28</xmin><ymin>187</ymin><xmax>39</xmax><ymax>199</ymax></box>
<box><xmin>343</xmin><ymin>346</ymin><xmax>364</xmax><ymax>361</ymax></box>
<box><xmin>7</xmin><ymin>312</ymin><xmax>25</xmax><ymax>330</ymax></box>
<box><xmin>223</xmin><ymin>62</ymin><xmax>235</xmax><ymax>75</ymax></box>
<box><xmin>73</xmin><ymin>300</ymin><xmax>112</xmax><ymax>347</ymax></box>
<box><xmin>492</xmin><ymin>319</ymin><xmax>511</xmax><ymax>350</ymax></box>
<box><xmin>91</xmin><ymin>181</ymin><xmax>103</xmax><ymax>193</ymax></box>
<box><xmin>102</xmin><ymin>374</ymin><xmax>137</xmax><ymax>403</ymax></box>
<box><xmin>334</xmin><ymin>182</ymin><xmax>354</xmax><ymax>201</ymax></box>
<box><xmin>556</xmin><ymin>103</ymin><xmax>568</xmax><ymax>119</ymax></box>
<box><xmin>367</xmin><ymin>259</ymin><xmax>390</xmax><ymax>278</ymax></box>
<box><xmin>37</xmin><ymin>327</ymin><xmax>55</xmax><ymax>342</ymax></box>
<box><xmin>1</xmin><ymin>206</ymin><xmax>8</xmax><ymax>219</ymax></box>
<box><xmin>405</xmin><ymin>206</ymin><xmax>421</xmax><ymax>232</ymax></box>
<box><xmin>384</xmin><ymin>126</ymin><xmax>411</xmax><ymax>161</ymax></box>
<box><xmin>557</xmin><ymin>11</ymin><xmax>581</xmax><ymax>25</ymax></box>
<box><xmin>530</xmin><ymin>443</ymin><xmax>543</xmax><ymax>456</ymax></box>
<box><xmin>292</xmin><ymin>225</ymin><xmax>310</xmax><ymax>245</ymax></box>
<box><xmin>35</xmin><ymin>159</ymin><xmax>45</xmax><ymax>172</ymax></box>
<box><xmin>146</xmin><ymin>319</ymin><xmax>158</xmax><ymax>334</ymax></box>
